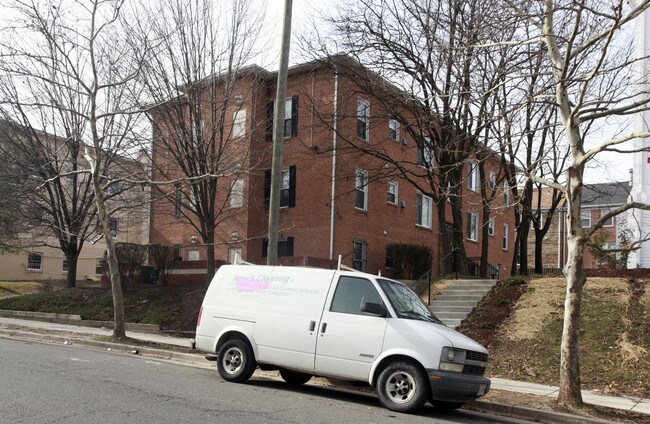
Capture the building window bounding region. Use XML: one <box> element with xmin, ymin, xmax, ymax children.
<box><xmin>173</xmin><ymin>245</ymin><xmax>182</xmax><ymax>261</ymax></box>
<box><xmin>385</xmin><ymin>245</ymin><xmax>394</xmax><ymax>268</ymax></box>
<box><xmin>503</xmin><ymin>182</ymin><xmax>510</xmax><ymax>207</ymax></box>
<box><xmin>352</xmin><ymin>239</ymin><xmax>367</xmax><ymax>272</ymax></box>
<box><xmin>174</xmin><ymin>182</ymin><xmax>182</xmax><ymax>218</ymax></box>
<box><xmin>489</xmin><ymin>172</ymin><xmax>496</xmax><ymax>190</ymax></box>
<box><xmin>264</xmin><ymin>166</ymin><xmax>296</xmax><ymax>208</ymax></box>
<box><xmin>416</xmin><ymin>192</ymin><xmax>432</xmax><ymax>228</ymax></box>
<box><xmin>108</xmin><ymin>218</ymin><xmax>118</xmax><ymax>237</ymax></box>
<box><xmin>266</xmin><ymin>95</ymin><xmax>299</xmax><ymax>140</ymax></box>
<box><xmin>95</xmin><ymin>260</ymin><xmax>103</xmax><ymax>275</ymax></box>
<box><xmin>188</xmin><ymin>250</ymin><xmax>200</xmax><ymax>261</ymax></box>
<box><xmin>62</xmin><ymin>259</ymin><xmax>69</xmax><ymax>273</ymax></box>
<box><xmin>230</xmin><ymin>179</ymin><xmax>244</xmax><ymax>208</ymax></box>
<box><xmin>388</xmin><ymin>118</ymin><xmax>400</xmax><ymax>141</ymax></box>
<box><xmin>503</xmin><ymin>224</ymin><xmax>509</xmax><ymax>250</ymax></box>
<box><xmin>580</xmin><ymin>210</ymin><xmax>591</xmax><ymax>228</ymax></box>
<box><xmin>417</xmin><ymin>137</ymin><xmax>434</xmax><ymax>168</ymax></box>
<box><xmin>468</xmin><ymin>161</ymin><xmax>479</xmax><ymax>192</ymax></box>
<box><xmin>467</xmin><ymin>212</ymin><xmax>479</xmax><ymax>241</ymax></box>
<box><xmin>262</xmin><ymin>237</ymin><xmax>294</xmax><ymax>258</ymax></box>
<box><xmin>357</xmin><ymin>99</ymin><xmax>370</xmax><ymax>140</ymax></box>
<box><xmin>601</xmin><ymin>209</ymin><xmax>614</xmax><ymax>227</ymax></box>
<box><xmin>532</xmin><ymin>212</ymin><xmax>544</xmax><ymax>230</ymax></box>
<box><xmin>355</xmin><ymin>169</ymin><xmax>368</xmax><ymax>211</ymax></box>
<box><xmin>488</xmin><ymin>219</ymin><xmax>495</xmax><ymax>236</ymax></box>
<box><xmin>27</xmin><ymin>252</ymin><xmax>42</xmax><ymax>271</ymax></box>
<box><xmin>387</xmin><ymin>181</ymin><xmax>398</xmax><ymax>205</ymax></box>
<box><xmin>232</xmin><ymin>109</ymin><xmax>246</xmax><ymax>138</ymax></box>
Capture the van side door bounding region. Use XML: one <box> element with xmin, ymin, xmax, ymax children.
<box><xmin>314</xmin><ymin>276</ymin><xmax>388</xmax><ymax>381</ymax></box>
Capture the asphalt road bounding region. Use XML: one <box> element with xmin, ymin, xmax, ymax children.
<box><xmin>0</xmin><ymin>338</ymin><xmax>532</xmax><ymax>424</ymax></box>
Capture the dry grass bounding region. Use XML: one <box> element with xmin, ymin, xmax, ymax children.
<box><xmin>0</xmin><ymin>281</ymin><xmax>46</xmax><ymax>297</ymax></box>
<box><xmin>617</xmin><ymin>332</ymin><xmax>648</xmax><ymax>366</ymax></box>
<box><xmin>503</xmin><ymin>277</ymin><xmax>630</xmax><ymax>342</ymax></box>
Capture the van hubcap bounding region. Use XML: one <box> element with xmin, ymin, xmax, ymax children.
<box><xmin>222</xmin><ymin>347</ymin><xmax>243</xmax><ymax>374</ymax></box>
<box><xmin>385</xmin><ymin>371</ymin><xmax>416</xmax><ymax>403</ymax></box>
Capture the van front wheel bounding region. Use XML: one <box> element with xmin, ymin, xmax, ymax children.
<box><xmin>377</xmin><ymin>362</ymin><xmax>429</xmax><ymax>413</ymax></box>
<box><xmin>217</xmin><ymin>339</ymin><xmax>256</xmax><ymax>383</ymax></box>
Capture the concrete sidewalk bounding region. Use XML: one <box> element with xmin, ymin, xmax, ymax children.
<box><xmin>1</xmin><ymin>316</ymin><xmax>648</xmax><ymax>420</ymax></box>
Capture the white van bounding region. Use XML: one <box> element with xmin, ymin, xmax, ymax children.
<box><xmin>195</xmin><ymin>264</ymin><xmax>490</xmax><ymax>413</ymax></box>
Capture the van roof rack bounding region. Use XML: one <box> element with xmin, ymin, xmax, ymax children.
<box><xmin>337</xmin><ymin>255</ymin><xmax>360</xmax><ymax>273</ymax></box>
<box><xmin>233</xmin><ymin>252</ymin><xmax>255</xmax><ymax>266</ymax></box>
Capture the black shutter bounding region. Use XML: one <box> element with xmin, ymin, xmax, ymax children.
<box><xmin>291</xmin><ymin>95</ymin><xmax>298</xmax><ymax>137</ymax></box>
<box><xmin>266</xmin><ymin>100</ymin><xmax>274</xmax><ymax>141</ymax></box>
<box><xmin>288</xmin><ymin>165</ymin><xmax>296</xmax><ymax>207</ymax></box>
<box><xmin>262</xmin><ymin>239</ymin><xmax>268</xmax><ymax>258</ymax></box>
<box><xmin>286</xmin><ymin>237</ymin><xmax>294</xmax><ymax>257</ymax></box>
<box><xmin>264</xmin><ymin>169</ymin><xmax>271</xmax><ymax>207</ymax></box>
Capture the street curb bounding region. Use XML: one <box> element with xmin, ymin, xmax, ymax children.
<box><xmin>0</xmin><ymin>327</ymin><xmax>619</xmax><ymax>424</ymax></box>
<box><xmin>0</xmin><ymin>328</ymin><xmax>205</xmax><ymax>366</ymax></box>
<box><xmin>465</xmin><ymin>400</ymin><xmax>614</xmax><ymax>424</ymax></box>
<box><xmin>0</xmin><ymin>310</ymin><xmax>160</xmax><ymax>334</ymax></box>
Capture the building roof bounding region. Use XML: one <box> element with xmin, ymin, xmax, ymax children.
<box><xmin>582</xmin><ymin>182</ymin><xmax>631</xmax><ymax>207</ymax></box>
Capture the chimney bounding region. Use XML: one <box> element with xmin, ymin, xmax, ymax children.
<box><xmin>629</xmin><ymin>168</ymin><xmax>633</xmax><ymax>187</ymax></box>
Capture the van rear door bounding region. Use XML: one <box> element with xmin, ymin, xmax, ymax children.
<box><xmin>253</xmin><ymin>268</ymin><xmax>335</xmax><ymax>372</ymax></box>
<box><xmin>314</xmin><ymin>275</ymin><xmax>387</xmax><ymax>381</ymax></box>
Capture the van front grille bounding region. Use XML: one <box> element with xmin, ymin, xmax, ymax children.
<box><xmin>463</xmin><ymin>364</ymin><xmax>486</xmax><ymax>376</ymax></box>
<box><xmin>466</xmin><ymin>350</ymin><xmax>488</xmax><ymax>363</ymax></box>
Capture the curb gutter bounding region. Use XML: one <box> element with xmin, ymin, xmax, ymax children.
<box><xmin>0</xmin><ymin>327</ymin><xmax>613</xmax><ymax>424</ymax></box>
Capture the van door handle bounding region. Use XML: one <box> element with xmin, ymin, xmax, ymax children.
<box><xmin>320</xmin><ymin>323</ymin><xmax>327</xmax><ymax>334</ymax></box>
<box><xmin>308</xmin><ymin>320</ymin><xmax>316</xmax><ymax>332</ymax></box>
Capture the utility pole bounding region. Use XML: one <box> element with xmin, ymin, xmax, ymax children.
<box><xmin>267</xmin><ymin>0</ymin><xmax>293</xmax><ymax>265</ymax></box>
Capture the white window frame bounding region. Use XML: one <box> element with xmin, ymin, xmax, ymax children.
<box><xmin>503</xmin><ymin>224</ymin><xmax>509</xmax><ymax>250</ymax></box>
<box><xmin>580</xmin><ymin>210</ymin><xmax>591</xmax><ymax>228</ymax></box>
<box><xmin>357</xmin><ymin>99</ymin><xmax>370</xmax><ymax>141</ymax></box>
<box><xmin>230</xmin><ymin>179</ymin><xmax>244</xmax><ymax>208</ymax></box>
<box><xmin>416</xmin><ymin>192</ymin><xmax>432</xmax><ymax>228</ymax></box>
<box><xmin>355</xmin><ymin>169</ymin><xmax>368</xmax><ymax>211</ymax></box>
<box><xmin>232</xmin><ymin>109</ymin><xmax>246</xmax><ymax>138</ymax></box>
<box><xmin>280</xmin><ymin>168</ymin><xmax>291</xmax><ymax>209</ymax></box>
<box><xmin>27</xmin><ymin>252</ymin><xmax>42</xmax><ymax>271</ymax></box>
<box><xmin>488</xmin><ymin>219</ymin><xmax>495</xmax><ymax>236</ymax></box>
<box><xmin>418</xmin><ymin>137</ymin><xmax>434</xmax><ymax>168</ymax></box>
<box><xmin>388</xmin><ymin>118</ymin><xmax>400</xmax><ymax>141</ymax></box>
<box><xmin>467</xmin><ymin>212</ymin><xmax>479</xmax><ymax>241</ymax></box>
<box><xmin>488</xmin><ymin>172</ymin><xmax>496</xmax><ymax>190</ymax></box>
<box><xmin>387</xmin><ymin>181</ymin><xmax>398</xmax><ymax>205</ymax></box>
<box><xmin>601</xmin><ymin>209</ymin><xmax>614</xmax><ymax>227</ymax></box>
<box><xmin>468</xmin><ymin>161</ymin><xmax>479</xmax><ymax>192</ymax></box>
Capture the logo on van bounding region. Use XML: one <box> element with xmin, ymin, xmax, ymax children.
<box><xmin>235</xmin><ymin>276</ymin><xmax>271</xmax><ymax>293</ymax></box>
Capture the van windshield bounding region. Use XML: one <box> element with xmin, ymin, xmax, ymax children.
<box><xmin>378</xmin><ymin>279</ymin><xmax>443</xmax><ymax>324</ymax></box>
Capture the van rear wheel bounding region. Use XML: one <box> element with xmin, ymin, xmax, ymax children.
<box><xmin>217</xmin><ymin>339</ymin><xmax>256</xmax><ymax>383</ymax></box>
<box><xmin>376</xmin><ymin>362</ymin><xmax>429</xmax><ymax>413</ymax></box>
<box><xmin>279</xmin><ymin>370</ymin><xmax>312</xmax><ymax>385</ymax></box>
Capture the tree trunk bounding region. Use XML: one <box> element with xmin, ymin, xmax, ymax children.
<box><xmin>205</xmin><ymin>226</ymin><xmax>216</xmax><ymax>286</ymax></box>
<box><xmin>65</xmin><ymin>250</ymin><xmax>79</xmax><ymax>288</ymax></box>
<box><xmin>518</xmin><ymin>223</ymin><xmax>530</xmax><ymax>275</ymax></box>
<box><xmin>558</xmin><ymin>230</ymin><xmax>586</xmax><ymax>407</ymax></box>
<box><xmin>480</xmin><ymin>207</ymin><xmax>490</xmax><ymax>278</ymax></box>
<box><xmin>534</xmin><ymin>228</ymin><xmax>545</xmax><ymax>274</ymax></box>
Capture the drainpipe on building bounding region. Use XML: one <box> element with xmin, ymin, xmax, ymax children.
<box><xmin>329</xmin><ymin>71</ymin><xmax>339</xmax><ymax>260</ymax></box>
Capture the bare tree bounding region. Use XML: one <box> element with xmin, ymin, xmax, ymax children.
<box><xmin>506</xmin><ymin>0</ymin><xmax>650</xmax><ymax>407</ymax></box>
<box><xmin>309</xmin><ymin>0</ymin><xmax>520</xmax><ymax>275</ymax></box>
<box><xmin>131</xmin><ymin>0</ymin><xmax>265</xmax><ymax>283</ymax></box>
<box><xmin>1</xmin><ymin>0</ymin><xmax>149</xmax><ymax>338</ymax></box>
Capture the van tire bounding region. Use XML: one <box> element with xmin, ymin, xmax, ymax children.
<box><xmin>279</xmin><ymin>370</ymin><xmax>312</xmax><ymax>385</ymax></box>
<box><xmin>217</xmin><ymin>339</ymin><xmax>256</xmax><ymax>383</ymax></box>
<box><xmin>376</xmin><ymin>362</ymin><xmax>429</xmax><ymax>413</ymax></box>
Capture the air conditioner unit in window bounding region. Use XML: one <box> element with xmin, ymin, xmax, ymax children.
<box><xmin>235</xmin><ymin>95</ymin><xmax>244</xmax><ymax>104</ymax></box>
<box><xmin>400</xmin><ymin>200</ymin><xmax>407</xmax><ymax>208</ymax></box>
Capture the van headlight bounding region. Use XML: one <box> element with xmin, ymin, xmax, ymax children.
<box><xmin>439</xmin><ymin>347</ymin><xmax>466</xmax><ymax>373</ymax></box>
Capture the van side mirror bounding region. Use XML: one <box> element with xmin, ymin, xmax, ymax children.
<box><xmin>361</xmin><ymin>302</ymin><xmax>387</xmax><ymax>317</ymax></box>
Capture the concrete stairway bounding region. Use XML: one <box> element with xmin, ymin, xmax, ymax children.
<box><xmin>429</xmin><ymin>279</ymin><xmax>497</xmax><ymax>328</ymax></box>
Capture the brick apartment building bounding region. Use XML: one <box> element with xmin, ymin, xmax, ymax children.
<box><xmin>149</xmin><ymin>57</ymin><xmax>516</xmax><ymax>278</ymax></box>
<box><xmin>527</xmin><ymin>181</ymin><xmax>631</xmax><ymax>270</ymax></box>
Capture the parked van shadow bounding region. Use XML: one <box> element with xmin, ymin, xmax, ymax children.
<box><xmin>246</xmin><ymin>378</ymin><xmax>511</xmax><ymax>423</ymax></box>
